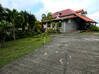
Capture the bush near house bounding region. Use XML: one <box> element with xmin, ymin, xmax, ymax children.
<box><xmin>48</xmin><ymin>28</ymin><xmax>61</xmax><ymax>34</ymax></box>
<box><xmin>88</xmin><ymin>25</ymin><xmax>99</xmax><ymax>32</ymax></box>
<box><xmin>81</xmin><ymin>25</ymin><xmax>99</xmax><ymax>33</ymax></box>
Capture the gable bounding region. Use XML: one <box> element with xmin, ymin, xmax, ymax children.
<box><xmin>52</xmin><ymin>9</ymin><xmax>74</xmax><ymax>18</ymax></box>
<box><xmin>52</xmin><ymin>9</ymin><xmax>96</xmax><ymax>23</ymax></box>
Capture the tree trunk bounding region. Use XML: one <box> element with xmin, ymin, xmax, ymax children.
<box><xmin>0</xmin><ymin>42</ymin><xmax>2</xmax><ymax>48</ymax></box>
<box><xmin>0</xmin><ymin>38</ymin><xmax>5</xmax><ymax>48</ymax></box>
<box><xmin>22</xmin><ymin>24</ymin><xmax>25</xmax><ymax>32</ymax></box>
<box><xmin>13</xmin><ymin>25</ymin><xmax>16</xmax><ymax>40</ymax></box>
<box><xmin>0</xmin><ymin>30</ymin><xmax>6</xmax><ymax>48</ymax></box>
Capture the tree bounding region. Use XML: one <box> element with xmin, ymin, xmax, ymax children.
<box><xmin>21</xmin><ymin>11</ymin><xmax>29</xmax><ymax>31</ymax></box>
<box><xmin>6</xmin><ymin>9</ymin><xmax>18</xmax><ymax>40</ymax></box>
<box><xmin>41</xmin><ymin>12</ymin><xmax>52</xmax><ymax>22</ymax></box>
<box><xmin>16</xmin><ymin>12</ymin><xmax>25</xmax><ymax>29</ymax></box>
<box><xmin>28</xmin><ymin>13</ymin><xmax>36</xmax><ymax>31</ymax></box>
<box><xmin>0</xmin><ymin>4</ymin><xmax>39</xmax><ymax>42</ymax></box>
<box><xmin>41</xmin><ymin>13</ymin><xmax>47</xmax><ymax>22</ymax></box>
<box><xmin>33</xmin><ymin>21</ymin><xmax>42</xmax><ymax>33</ymax></box>
<box><xmin>0</xmin><ymin>4</ymin><xmax>6</xmax><ymax>21</ymax></box>
<box><xmin>0</xmin><ymin>20</ymin><xmax>13</xmax><ymax>48</ymax></box>
<box><xmin>47</xmin><ymin>12</ymin><xmax>52</xmax><ymax>21</ymax></box>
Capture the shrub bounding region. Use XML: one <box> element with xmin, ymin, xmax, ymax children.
<box><xmin>48</xmin><ymin>28</ymin><xmax>53</xmax><ymax>33</ymax></box>
<box><xmin>16</xmin><ymin>31</ymin><xmax>33</xmax><ymax>39</ymax></box>
<box><xmin>88</xmin><ymin>25</ymin><xmax>99</xmax><ymax>32</ymax></box>
<box><xmin>41</xmin><ymin>32</ymin><xmax>48</xmax><ymax>38</ymax></box>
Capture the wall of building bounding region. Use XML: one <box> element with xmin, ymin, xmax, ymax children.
<box><xmin>43</xmin><ymin>19</ymin><xmax>78</xmax><ymax>32</ymax></box>
<box><xmin>63</xmin><ymin>19</ymin><xmax>78</xmax><ymax>32</ymax></box>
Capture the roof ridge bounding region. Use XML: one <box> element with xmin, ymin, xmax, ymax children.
<box><xmin>53</xmin><ymin>9</ymin><xmax>73</xmax><ymax>14</ymax></box>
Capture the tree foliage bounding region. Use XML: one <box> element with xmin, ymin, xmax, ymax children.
<box><xmin>88</xmin><ymin>25</ymin><xmax>99</xmax><ymax>32</ymax></box>
<box><xmin>33</xmin><ymin>21</ymin><xmax>43</xmax><ymax>33</ymax></box>
<box><xmin>41</xmin><ymin>12</ymin><xmax>52</xmax><ymax>22</ymax></box>
<box><xmin>0</xmin><ymin>20</ymin><xmax>13</xmax><ymax>48</ymax></box>
<box><xmin>0</xmin><ymin>4</ymin><xmax>42</xmax><ymax>48</ymax></box>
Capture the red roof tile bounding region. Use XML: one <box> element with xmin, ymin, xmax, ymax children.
<box><xmin>52</xmin><ymin>9</ymin><xmax>74</xmax><ymax>18</ymax></box>
<box><xmin>52</xmin><ymin>9</ymin><xmax>96</xmax><ymax>23</ymax></box>
<box><xmin>74</xmin><ymin>13</ymin><xmax>96</xmax><ymax>23</ymax></box>
<box><xmin>75</xmin><ymin>9</ymin><xmax>87</xmax><ymax>14</ymax></box>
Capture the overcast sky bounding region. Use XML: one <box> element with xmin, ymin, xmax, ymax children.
<box><xmin>0</xmin><ymin>0</ymin><xmax>99</xmax><ymax>26</ymax></box>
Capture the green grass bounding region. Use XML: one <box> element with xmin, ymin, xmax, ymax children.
<box><xmin>0</xmin><ymin>36</ymin><xmax>51</xmax><ymax>68</ymax></box>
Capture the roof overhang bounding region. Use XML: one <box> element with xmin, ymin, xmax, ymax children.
<box><xmin>42</xmin><ymin>15</ymin><xmax>77</xmax><ymax>23</ymax></box>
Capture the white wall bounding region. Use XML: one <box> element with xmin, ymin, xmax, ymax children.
<box><xmin>64</xmin><ymin>19</ymin><xmax>78</xmax><ymax>32</ymax></box>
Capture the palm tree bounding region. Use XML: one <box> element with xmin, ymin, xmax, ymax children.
<box><xmin>47</xmin><ymin>12</ymin><xmax>52</xmax><ymax>21</ymax></box>
<box><xmin>0</xmin><ymin>20</ymin><xmax>13</xmax><ymax>48</ymax></box>
<box><xmin>33</xmin><ymin>21</ymin><xmax>42</xmax><ymax>33</ymax></box>
<box><xmin>28</xmin><ymin>13</ymin><xmax>36</xmax><ymax>31</ymax></box>
<box><xmin>21</xmin><ymin>11</ymin><xmax>29</xmax><ymax>31</ymax></box>
<box><xmin>41</xmin><ymin>12</ymin><xmax>52</xmax><ymax>22</ymax></box>
<box><xmin>6</xmin><ymin>9</ymin><xmax>18</xmax><ymax>40</ymax></box>
<box><xmin>0</xmin><ymin>4</ymin><xmax>5</xmax><ymax>21</ymax></box>
<box><xmin>41</xmin><ymin>13</ymin><xmax>47</xmax><ymax>22</ymax></box>
<box><xmin>16</xmin><ymin>11</ymin><xmax>25</xmax><ymax>29</ymax></box>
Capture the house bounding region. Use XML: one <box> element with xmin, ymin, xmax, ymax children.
<box><xmin>43</xmin><ymin>9</ymin><xmax>97</xmax><ymax>32</ymax></box>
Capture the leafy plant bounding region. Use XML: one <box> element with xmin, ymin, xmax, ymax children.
<box><xmin>0</xmin><ymin>20</ymin><xmax>13</xmax><ymax>48</ymax></box>
<box><xmin>88</xmin><ymin>25</ymin><xmax>99</xmax><ymax>32</ymax></box>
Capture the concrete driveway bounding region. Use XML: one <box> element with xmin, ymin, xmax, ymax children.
<box><xmin>0</xmin><ymin>33</ymin><xmax>99</xmax><ymax>74</ymax></box>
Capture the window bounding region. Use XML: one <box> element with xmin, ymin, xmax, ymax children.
<box><xmin>68</xmin><ymin>19</ymin><xmax>72</xmax><ymax>23</ymax></box>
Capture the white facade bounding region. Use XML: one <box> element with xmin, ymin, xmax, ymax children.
<box><xmin>44</xmin><ymin>19</ymin><xmax>78</xmax><ymax>32</ymax></box>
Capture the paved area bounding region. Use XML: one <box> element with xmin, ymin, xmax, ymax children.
<box><xmin>0</xmin><ymin>33</ymin><xmax>99</xmax><ymax>74</ymax></box>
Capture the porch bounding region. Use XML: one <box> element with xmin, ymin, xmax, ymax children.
<box><xmin>43</xmin><ymin>17</ymin><xmax>97</xmax><ymax>32</ymax></box>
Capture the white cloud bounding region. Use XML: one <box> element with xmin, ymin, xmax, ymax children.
<box><xmin>88</xmin><ymin>11</ymin><xmax>99</xmax><ymax>26</ymax></box>
<box><xmin>0</xmin><ymin>0</ymin><xmax>41</xmax><ymax>11</ymax></box>
<box><xmin>0</xmin><ymin>0</ymin><xmax>98</xmax><ymax>21</ymax></box>
<box><xmin>42</xmin><ymin>0</ymin><xmax>93</xmax><ymax>12</ymax></box>
<box><xmin>36</xmin><ymin>0</ymin><xmax>94</xmax><ymax>20</ymax></box>
<box><xmin>34</xmin><ymin>8</ymin><xmax>48</xmax><ymax>21</ymax></box>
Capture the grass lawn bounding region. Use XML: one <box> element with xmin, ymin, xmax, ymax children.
<box><xmin>0</xmin><ymin>35</ymin><xmax>51</xmax><ymax>68</ymax></box>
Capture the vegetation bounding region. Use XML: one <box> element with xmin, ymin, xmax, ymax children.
<box><xmin>0</xmin><ymin>20</ymin><xmax>13</xmax><ymax>48</ymax></box>
<box><xmin>88</xmin><ymin>25</ymin><xmax>99</xmax><ymax>32</ymax></box>
<box><xmin>81</xmin><ymin>25</ymin><xmax>99</xmax><ymax>33</ymax></box>
<box><xmin>0</xmin><ymin>4</ymin><xmax>43</xmax><ymax>48</ymax></box>
<box><xmin>41</xmin><ymin>13</ymin><xmax>61</xmax><ymax>33</ymax></box>
<box><xmin>41</xmin><ymin>12</ymin><xmax>52</xmax><ymax>22</ymax></box>
<box><xmin>0</xmin><ymin>34</ymin><xmax>51</xmax><ymax>68</ymax></box>
<box><xmin>0</xmin><ymin>4</ymin><xmax>52</xmax><ymax>68</ymax></box>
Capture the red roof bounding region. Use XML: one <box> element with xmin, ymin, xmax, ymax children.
<box><xmin>52</xmin><ymin>9</ymin><xmax>74</xmax><ymax>18</ymax></box>
<box><xmin>74</xmin><ymin>13</ymin><xmax>96</xmax><ymax>23</ymax></box>
<box><xmin>52</xmin><ymin>9</ymin><xmax>96</xmax><ymax>23</ymax></box>
<box><xmin>75</xmin><ymin>9</ymin><xmax>87</xmax><ymax>14</ymax></box>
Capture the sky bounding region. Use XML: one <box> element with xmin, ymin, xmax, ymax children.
<box><xmin>0</xmin><ymin>0</ymin><xmax>99</xmax><ymax>26</ymax></box>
